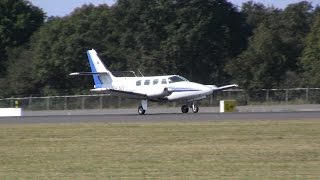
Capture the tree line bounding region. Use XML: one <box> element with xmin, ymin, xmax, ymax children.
<box><xmin>1</xmin><ymin>0</ymin><xmax>320</xmax><ymax>98</ymax></box>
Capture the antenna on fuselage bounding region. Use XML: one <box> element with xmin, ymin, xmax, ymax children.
<box><xmin>138</xmin><ymin>69</ymin><xmax>144</xmax><ymax>77</ymax></box>
<box><xmin>130</xmin><ymin>71</ymin><xmax>137</xmax><ymax>77</ymax></box>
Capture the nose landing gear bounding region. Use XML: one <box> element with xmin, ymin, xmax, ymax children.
<box><xmin>191</xmin><ymin>104</ymin><xmax>199</xmax><ymax>113</ymax></box>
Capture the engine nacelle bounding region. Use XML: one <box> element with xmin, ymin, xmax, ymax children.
<box><xmin>147</xmin><ymin>87</ymin><xmax>173</xmax><ymax>98</ymax></box>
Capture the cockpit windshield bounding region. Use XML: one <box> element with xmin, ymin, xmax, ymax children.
<box><xmin>168</xmin><ymin>75</ymin><xmax>188</xmax><ymax>83</ymax></box>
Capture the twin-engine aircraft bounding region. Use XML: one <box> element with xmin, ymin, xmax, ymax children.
<box><xmin>70</xmin><ymin>49</ymin><xmax>238</xmax><ymax>115</ymax></box>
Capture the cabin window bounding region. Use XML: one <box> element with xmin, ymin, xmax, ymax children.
<box><xmin>161</xmin><ymin>79</ymin><xmax>167</xmax><ymax>84</ymax></box>
<box><xmin>136</xmin><ymin>80</ymin><xmax>141</xmax><ymax>86</ymax></box>
<box><xmin>144</xmin><ymin>80</ymin><xmax>150</xmax><ymax>85</ymax></box>
<box><xmin>153</xmin><ymin>79</ymin><xmax>159</xmax><ymax>85</ymax></box>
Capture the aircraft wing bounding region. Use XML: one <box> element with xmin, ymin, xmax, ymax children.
<box><xmin>207</xmin><ymin>84</ymin><xmax>239</xmax><ymax>93</ymax></box>
<box><xmin>90</xmin><ymin>88</ymin><xmax>148</xmax><ymax>99</ymax></box>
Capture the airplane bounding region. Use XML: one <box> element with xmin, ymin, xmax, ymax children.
<box><xmin>70</xmin><ymin>49</ymin><xmax>238</xmax><ymax>115</ymax></box>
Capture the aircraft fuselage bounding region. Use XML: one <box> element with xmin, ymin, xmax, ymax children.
<box><xmin>105</xmin><ymin>75</ymin><xmax>213</xmax><ymax>102</ymax></box>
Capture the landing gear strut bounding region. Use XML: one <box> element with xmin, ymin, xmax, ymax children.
<box><xmin>181</xmin><ymin>103</ymin><xmax>199</xmax><ymax>113</ymax></box>
<box><xmin>138</xmin><ymin>99</ymin><xmax>148</xmax><ymax>115</ymax></box>
<box><xmin>191</xmin><ymin>104</ymin><xmax>199</xmax><ymax>113</ymax></box>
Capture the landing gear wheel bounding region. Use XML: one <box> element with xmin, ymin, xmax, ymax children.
<box><xmin>138</xmin><ymin>106</ymin><xmax>146</xmax><ymax>115</ymax></box>
<box><xmin>181</xmin><ymin>105</ymin><xmax>189</xmax><ymax>113</ymax></box>
<box><xmin>191</xmin><ymin>104</ymin><xmax>199</xmax><ymax>113</ymax></box>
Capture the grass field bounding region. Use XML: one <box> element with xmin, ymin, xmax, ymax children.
<box><xmin>0</xmin><ymin>120</ymin><xmax>319</xmax><ymax>179</ymax></box>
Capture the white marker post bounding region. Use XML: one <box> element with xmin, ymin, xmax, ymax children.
<box><xmin>0</xmin><ymin>108</ymin><xmax>22</xmax><ymax>117</ymax></box>
<box><xmin>220</xmin><ymin>100</ymin><xmax>237</xmax><ymax>113</ymax></box>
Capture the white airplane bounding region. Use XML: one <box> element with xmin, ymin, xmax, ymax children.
<box><xmin>70</xmin><ymin>49</ymin><xmax>238</xmax><ymax>115</ymax></box>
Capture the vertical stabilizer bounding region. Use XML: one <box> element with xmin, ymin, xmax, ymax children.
<box><xmin>87</xmin><ymin>49</ymin><xmax>115</xmax><ymax>88</ymax></box>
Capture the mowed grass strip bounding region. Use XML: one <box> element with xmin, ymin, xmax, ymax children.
<box><xmin>0</xmin><ymin>120</ymin><xmax>319</xmax><ymax>179</ymax></box>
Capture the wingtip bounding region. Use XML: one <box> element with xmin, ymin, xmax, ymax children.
<box><xmin>69</xmin><ymin>72</ymin><xmax>79</xmax><ymax>76</ymax></box>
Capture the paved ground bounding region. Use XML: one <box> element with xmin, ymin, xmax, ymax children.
<box><xmin>18</xmin><ymin>104</ymin><xmax>320</xmax><ymax>116</ymax></box>
<box><xmin>0</xmin><ymin>105</ymin><xmax>319</xmax><ymax>124</ymax></box>
<box><xmin>0</xmin><ymin>111</ymin><xmax>319</xmax><ymax>124</ymax></box>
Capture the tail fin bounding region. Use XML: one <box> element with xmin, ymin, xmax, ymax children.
<box><xmin>87</xmin><ymin>49</ymin><xmax>115</xmax><ymax>88</ymax></box>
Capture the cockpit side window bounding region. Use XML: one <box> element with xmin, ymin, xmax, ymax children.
<box><xmin>168</xmin><ymin>75</ymin><xmax>188</xmax><ymax>83</ymax></box>
<box><xmin>161</xmin><ymin>79</ymin><xmax>167</xmax><ymax>84</ymax></box>
<box><xmin>136</xmin><ymin>80</ymin><xmax>141</xmax><ymax>86</ymax></box>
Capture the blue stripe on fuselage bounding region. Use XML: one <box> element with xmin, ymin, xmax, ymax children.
<box><xmin>171</xmin><ymin>88</ymin><xmax>200</xmax><ymax>92</ymax></box>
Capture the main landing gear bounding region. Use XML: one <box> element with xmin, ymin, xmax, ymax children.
<box><xmin>181</xmin><ymin>103</ymin><xmax>199</xmax><ymax>113</ymax></box>
<box><xmin>138</xmin><ymin>106</ymin><xmax>146</xmax><ymax>115</ymax></box>
<box><xmin>138</xmin><ymin>99</ymin><xmax>148</xmax><ymax>115</ymax></box>
<box><xmin>137</xmin><ymin>99</ymin><xmax>199</xmax><ymax>115</ymax></box>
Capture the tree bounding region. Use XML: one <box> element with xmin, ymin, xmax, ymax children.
<box><xmin>2</xmin><ymin>46</ymin><xmax>38</xmax><ymax>97</ymax></box>
<box><xmin>28</xmin><ymin>4</ymin><xmax>116</xmax><ymax>95</ymax></box>
<box><xmin>3</xmin><ymin>4</ymin><xmax>116</xmax><ymax>96</ymax></box>
<box><xmin>226</xmin><ymin>23</ymin><xmax>286</xmax><ymax>90</ymax></box>
<box><xmin>279</xmin><ymin>1</ymin><xmax>313</xmax><ymax>73</ymax></box>
<box><xmin>301</xmin><ymin>13</ymin><xmax>320</xmax><ymax>87</ymax></box>
<box><xmin>110</xmin><ymin>0</ymin><xmax>175</xmax><ymax>75</ymax></box>
<box><xmin>227</xmin><ymin>1</ymin><xmax>314</xmax><ymax>89</ymax></box>
<box><xmin>162</xmin><ymin>0</ymin><xmax>248</xmax><ymax>84</ymax></box>
<box><xmin>4</xmin><ymin>0</ymin><xmax>317</xmax><ymax>97</ymax></box>
<box><xmin>2</xmin><ymin>0</ymin><xmax>249</xmax><ymax>96</ymax></box>
<box><xmin>0</xmin><ymin>0</ymin><xmax>44</xmax><ymax>76</ymax></box>
<box><xmin>241</xmin><ymin>1</ymin><xmax>270</xmax><ymax>30</ymax></box>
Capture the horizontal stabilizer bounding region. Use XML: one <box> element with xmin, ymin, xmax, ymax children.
<box><xmin>216</xmin><ymin>84</ymin><xmax>239</xmax><ymax>91</ymax></box>
<box><xmin>69</xmin><ymin>72</ymin><xmax>109</xmax><ymax>76</ymax></box>
<box><xmin>207</xmin><ymin>84</ymin><xmax>238</xmax><ymax>93</ymax></box>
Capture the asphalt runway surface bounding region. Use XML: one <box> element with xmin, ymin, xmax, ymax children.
<box><xmin>0</xmin><ymin>111</ymin><xmax>319</xmax><ymax>124</ymax></box>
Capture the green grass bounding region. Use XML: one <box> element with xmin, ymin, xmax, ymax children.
<box><xmin>0</xmin><ymin>120</ymin><xmax>319</xmax><ymax>179</ymax></box>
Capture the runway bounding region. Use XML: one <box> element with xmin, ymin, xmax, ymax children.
<box><xmin>0</xmin><ymin>111</ymin><xmax>319</xmax><ymax>124</ymax></box>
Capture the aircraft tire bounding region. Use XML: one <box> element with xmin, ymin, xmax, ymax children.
<box><xmin>181</xmin><ymin>105</ymin><xmax>189</xmax><ymax>113</ymax></box>
<box><xmin>138</xmin><ymin>106</ymin><xmax>146</xmax><ymax>115</ymax></box>
<box><xmin>192</xmin><ymin>104</ymin><xmax>199</xmax><ymax>113</ymax></box>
